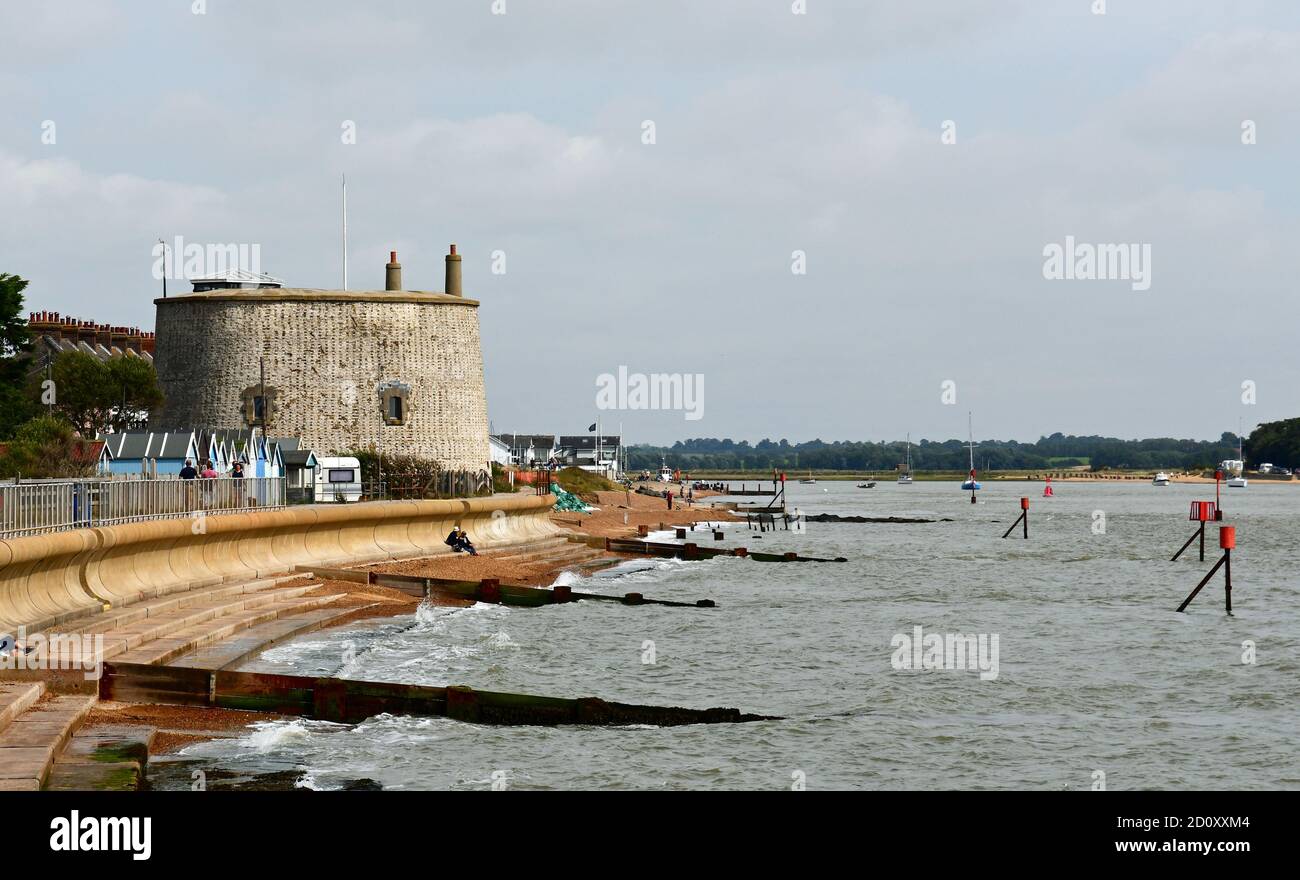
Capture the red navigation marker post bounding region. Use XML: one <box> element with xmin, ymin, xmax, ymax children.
<box><xmin>1221</xmin><ymin>525</ymin><xmax>1234</xmax><ymax>614</ymax></box>
<box><xmin>1001</xmin><ymin>497</ymin><xmax>1029</xmax><ymax>539</ymax></box>
<box><xmin>1214</xmin><ymin>469</ymin><xmax>1224</xmax><ymax>520</ymax></box>
<box><xmin>1176</xmin><ymin>525</ymin><xmax>1236</xmax><ymax>615</ymax></box>
<box><xmin>1043</xmin><ymin>476</ymin><xmax>1054</xmax><ymax>497</ymax></box>
<box><xmin>1172</xmin><ymin>501</ymin><xmax>1216</xmax><ymax>562</ymax></box>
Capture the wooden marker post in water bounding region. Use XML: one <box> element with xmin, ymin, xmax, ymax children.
<box><xmin>1001</xmin><ymin>497</ymin><xmax>1029</xmax><ymax>539</ymax></box>
<box><xmin>1172</xmin><ymin>501</ymin><xmax>1215</xmax><ymax>562</ymax></box>
<box><xmin>1176</xmin><ymin>526</ymin><xmax>1236</xmax><ymax>615</ymax></box>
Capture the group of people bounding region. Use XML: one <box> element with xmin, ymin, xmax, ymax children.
<box><xmin>178</xmin><ymin>459</ymin><xmax>246</xmax><ymax>480</ymax></box>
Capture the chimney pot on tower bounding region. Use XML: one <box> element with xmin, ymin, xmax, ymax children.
<box><xmin>445</xmin><ymin>244</ymin><xmax>462</xmax><ymax>297</ymax></box>
<box><xmin>385</xmin><ymin>250</ymin><xmax>402</xmax><ymax>291</ymax></box>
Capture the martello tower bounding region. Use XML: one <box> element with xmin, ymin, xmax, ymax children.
<box><xmin>151</xmin><ymin>245</ymin><xmax>489</xmax><ymax>472</ymax></box>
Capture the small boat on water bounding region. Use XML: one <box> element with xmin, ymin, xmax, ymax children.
<box><xmin>899</xmin><ymin>435</ymin><xmax>913</xmax><ymax>485</ymax></box>
<box><xmin>857</xmin><ymin>482</ymin><xmax>876</xmax><ymax>489</ymax></box>
<box><xmin>1152</xmin><ymin>472</ymin><xmax>1171</xmax><ymax>486</ymax></box>
<box><xmin>798</xmin><ymin>469</ymin><xmax>816</xmax><ymax>485</ymax></box>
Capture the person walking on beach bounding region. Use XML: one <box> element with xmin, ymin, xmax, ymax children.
<box><xmin>666</xmin><ymin>489</ymin><xmax>673</xmax><ymax>510</ymax></box>
<box><xmin>229</xmin><ymin>460</ymin><xmax>245</xmax><ymax>480</ymax></box>
<box><xmin>179</xmin><ymin>459</ymin><xmax>198</xmax><ymax>480</ymax></box>
<box><xmin>200</xmin><ymin>460</ymin><xmax>217</xmax><ymax>479</ymax></box>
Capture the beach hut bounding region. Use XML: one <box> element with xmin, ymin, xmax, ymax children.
<box><xmin>97</xmin><ymin>431</ymin><xmax>201</xmax><ymax>476</ymax></box>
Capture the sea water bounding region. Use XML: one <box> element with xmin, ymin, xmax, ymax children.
<box><xmin>149</xmin><ymin>481</ymin><xmax>1300</xmax><ymax>790</ymax></box>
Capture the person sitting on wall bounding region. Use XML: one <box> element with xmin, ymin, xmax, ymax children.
<box><xmin>179</xmin><ymin>459</ymin><xmax>198</xmax><ymax>480</ymax></box>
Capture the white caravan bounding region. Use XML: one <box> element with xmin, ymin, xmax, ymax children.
<box><xmin>314</xmin><ymin>456</ymin><xmax>363</xmax><ymax>503</ymax></box>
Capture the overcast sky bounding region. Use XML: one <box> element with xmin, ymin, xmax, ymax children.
<box><xmin>3</xmin><ymin>1</ymin><xmax>1298</xmax><ymax>445</ymax></box>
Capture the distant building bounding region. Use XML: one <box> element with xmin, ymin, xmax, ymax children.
<box><xmin>499</xmin><ymin>434</ymin><xmax>557</xmax><ymax>467</ymax></box>
<box><xmin>488</xmin><ymin>435</ymin><xmax>512</xmax><ymax>467</ymax></box>
<box><xmin>555</xmin><ymin>434</ymin><xmax>621</xmax><ymax>477</ymax></box>
<box><xmin>27</xmin><ymin>311</ymin><xmax>155</xmax><ymax>363</ymax></box>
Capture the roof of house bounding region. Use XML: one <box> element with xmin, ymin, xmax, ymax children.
<box><xmin>97</xmin><ymin>431</ymin><xmax>196</xmax><ymax>461</ymax></box>
<box><xmin>500</xmin><ymin>434</ymin><xmax>557</xmax><ymax>450</ymax></box>
<box><xmin>282</xmin><ymin>450</ymin><xmax>317</xmax><ymax>467</ymax></box>
<box><xmin>557</xmin><ymin>435</ymin><xmax>621</xmax><ymax>450</ymax></box>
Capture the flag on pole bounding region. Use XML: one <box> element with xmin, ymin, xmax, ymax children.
<box><xmin>588</xmin><ymin>423</ymin><xmax>597</xmax><ymax>432</ymax></box>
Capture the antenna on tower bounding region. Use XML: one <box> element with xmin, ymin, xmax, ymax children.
<box><xmin>341</xmin><ymin>174</ymin><xmax>349</xmax><ymax>291</ymax></box>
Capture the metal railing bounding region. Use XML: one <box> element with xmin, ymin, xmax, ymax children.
<box><xmin>357</xmin><ymin>470</ymin><xmax>492</xmax><ymax>501</ymax></box>
<box><xmin>0</xmin><ymin>477</ymin><xmax>286</xmax><ymax>539</ymax></box>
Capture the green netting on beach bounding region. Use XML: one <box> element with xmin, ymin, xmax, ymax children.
<box><xmin>550</xmin><ymin>483</ymin><xmax>593</xmax><ymax>512</ymax></box>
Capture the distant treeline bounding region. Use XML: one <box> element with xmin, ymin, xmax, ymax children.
<box><xmin>626</xmin><ymin>431</ymin><xmax>1261</xmax><ymax>472</ymax></box>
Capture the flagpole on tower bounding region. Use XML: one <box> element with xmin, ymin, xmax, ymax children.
<box><xmin>341</xmin><ymin>174</ymin><xmax>348</xmax><ymax>291</ymax></box>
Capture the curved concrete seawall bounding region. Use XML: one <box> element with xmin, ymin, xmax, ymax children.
<box><xmin>0</xmin><ymin>495</ymin><xmax>559</xmax><ymax>633</ymax></box>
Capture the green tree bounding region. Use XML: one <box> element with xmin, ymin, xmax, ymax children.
<box><xmin>0</xmin><ymin>273</ymin><xmax>36</xmax><ymax>439</ymax></box>
<box><xmin>105</xmin><ymin>355</ymin><xmax>164</xmax><ymax>431</ymax></box>
<box><xmin>44</xmin><ymin>350</ymin><xmax>115</xmax><ymax>434</ymax></box>
<box><xmin>1247</xmin><ymin>418</ymin><xmax>1300</xmax><ymax>469</ymax></box>
<box><xmin>32</xmin><ymin>350</ymin><xmax>164</xmax><ymax>435</ymax></box>
<box><xmin>0</xmin><ymin>414</ymin><xmax>97</xmax><ymax>479</ymax></box>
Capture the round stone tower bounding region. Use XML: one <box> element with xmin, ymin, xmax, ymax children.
<box><xmin>151</xmin><ymin>246</ymin><xmax>490</xmax><ymax>472</ymax></box>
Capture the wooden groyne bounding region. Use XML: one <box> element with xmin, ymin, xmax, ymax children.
<box><xmin>300</xmin><ymin>564</ymin><xmax>716</xmax><ymax>608</ymax></box>
<box><xmin>605</xmin><ymin>537</ymin><xmax>847</xmax><ymax>563</ymax></box>
<box><xmin>100</xmin><ymin>662</ymin><xmax>777</xmax><ymax>727</ymax></box>
<box><xmin>802</xmin><ymin>513</ymin><xmax>949</xmax><ymax>524</ymax></box>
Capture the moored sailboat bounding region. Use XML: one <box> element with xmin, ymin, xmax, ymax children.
<box><xmin>1228</xmin><ymin>430</ymin><xmax>1248</xmax><ymax>488</ymax></box>
<box><xmin>960</xmin><ymin>413</ymin><xmax>981</xmax><ymax>493</ymax></box>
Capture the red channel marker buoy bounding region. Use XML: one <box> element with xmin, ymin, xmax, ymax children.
<box><xmin>1043</xmin><ymin>475</ymin><xmax>1054</xmax><ymax>497</ymax></box>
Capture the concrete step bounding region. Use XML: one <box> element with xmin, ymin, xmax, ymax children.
<box><xmin>0</xmin><ymin>681</ymin><xmax>46</xmax><ymax>733</ymax></box>
<box><xmin>56</xmin><ymin>572</ymin><xmax>313</xmax><ymax>637</ymax></box>
<box><xmin>112</xmin><ymin>594</ymin><xmax>345</xmax><ymax>666</ymax></box>
<box><xmin>0</xmin><ymin>694</ymin><xmax>97</xmax><ymax>791</ymax></box>
<box><xmin>57</xmin><ymin>584</ymin><xmax>332</xmax><ymax>666</ymax></box>
<box><xmin>44</xmin><ymin>725</ymin><xmax>154</xmax><ymax>791</ymax></box>
<box><xmin>166</xmin><ymin>602</ymin><xmax>380</xmax><ymax>671</ymax></box>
